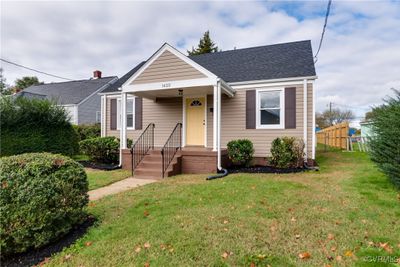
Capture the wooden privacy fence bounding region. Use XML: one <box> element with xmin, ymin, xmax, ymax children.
<box><xmin>316</xmin><ymin>122</ymin><xmax>349</xmax><ymax>149</ymax></box>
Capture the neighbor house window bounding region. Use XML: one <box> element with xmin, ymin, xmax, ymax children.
<box><xmin>117</xmin><ymin>98</ymin><xmax>135</xmax><ymax>129</ymax></box>
<box><xmin>96</xmin><ymin>111</ymin><xmax>101</xmax><ymax>123</ymax></box>
<box><xmin>256</xmin><ymin>89</ymin><xmax>284</xmax><ymax>129</ymax></box>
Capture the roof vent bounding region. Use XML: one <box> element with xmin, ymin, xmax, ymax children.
<box><xmin>93</xmin><ymin>70</ymin><xmax>102</xmax><ymax>79</ymax></box>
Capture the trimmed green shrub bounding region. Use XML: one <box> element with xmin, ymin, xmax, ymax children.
<box><xmin>73</xmin><ymin>124</ymin><xmax>101</xmax><ymax>141</ymax></box>
<box><xmin>227</xmin><ymin>139</ymin><xmax>254</xmax><ymax>167</ymax></box>
<box><xmin>369</xmin><ymin>89</ymin><xmax>400</xmax><ymax>188</ymax></box>
<box><xmin>270</xmin><ymin>137</ymin><xmax>304</xmax><ymax>168</ymax></box>
<box><xmin>0</xmin><ymin>153</ymin><xmax>88</xmax><ymax>256</ymax></box>
<box><xmin>0</xmin><ymin>97</ymin><xmax>79</xmax><ymax>156</ymax></box>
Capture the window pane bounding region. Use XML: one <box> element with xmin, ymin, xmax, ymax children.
<box><xmin>127</xmin><ymin>114</ymin><xmax>133</xmax><ymax>127</ymax></box>
<box><xmin>127</xmin><ymin>99</ymin><xmax>134</xmax><ymax>113</ymax></box>
<box><xmin>261</xmin><ymin>109</ymin><xmax>280</xmax><ymax>125</ymax></box>
<box><xmin>260</xmin><ymin>91</ymin><xmax>280</xmax><ymax>109</ymax></box>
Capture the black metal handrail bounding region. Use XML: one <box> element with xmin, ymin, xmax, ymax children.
<box><xmin>161</xmin><ymin>123</ymin><xmax>182</xmax><ymax>178</ymax></box>
<box><xmin>130</xmin><ymin>123</ymin><xmax>155</xmax><ymax>175</ymax></box>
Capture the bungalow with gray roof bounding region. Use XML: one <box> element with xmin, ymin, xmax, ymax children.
<box><xmin>99</xmin><ymin>40</ymin><xmax>317</xmax><ymax>179</ymax></box>
<box><xmin>20</xmin><ymin>71</ymin><xmax>117</xmax><ymax>124</ymax></box>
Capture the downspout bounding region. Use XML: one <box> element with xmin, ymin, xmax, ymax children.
<box><xmin>118</xmin><ymin>88</ymin><xmax>124</xmax><ymax>167</ymax></box>
<box><xmin>207</xmin><ymin>79</ymin><xmax>228</xmax><ymax>180</ymax></box>
<box><xmin>303</xmin><ymin>79</ymin><xmax>308</xmax><ymax>162</ymax></box>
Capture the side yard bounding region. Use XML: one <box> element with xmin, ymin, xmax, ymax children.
<box><xmin>47</xmin><ymin>148</ymin><xmax>399</xmax><ymax>266</ymax></box>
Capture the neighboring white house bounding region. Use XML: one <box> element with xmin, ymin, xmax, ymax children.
<box><xmin>17</xmin><ymin>71</ymin><xmax>117</xmax><ymax>125</ymax></box>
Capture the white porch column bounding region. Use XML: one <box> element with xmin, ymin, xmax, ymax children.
<box><xmin>217</xmin><ymin>80</ymin><xmax>222</xmax><ymax>170</ymax></box>
<box><xmin>303</xmin><ymin>79</ymin><xmax>308</xmax><ymax>160</ymax></box>
<box><xmin>213</xmin><ymin>84</ymin><xmax>218</xmax><ymax>151</ymax></box>
<box><xmin>121</xmin><ymin>92</ymin><xmax>128</xmax><ymax>149</ymax></box>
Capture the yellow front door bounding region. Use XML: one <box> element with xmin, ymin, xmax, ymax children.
<box><xmin>186</xmin><ymin>97</ymin><xmax>205</xmax><ymax>146</ymax></box>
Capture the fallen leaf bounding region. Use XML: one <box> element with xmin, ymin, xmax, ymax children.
<box><xmin>298</xmin><ymin>252</ymin><xmax>311</xmax><ymax>259</ymax></box>
<box><xmin>324</xmin><ymin>265</ymin><xmax>332</xmax><ymax>267</ymax></box>
<box><xmin>144</xmin><ymin>262</ymin><xmax>150</xmax><ymax>267</ymax></box>
<box><xmin>223</xmin><ymin>220</ymin><xmax>229</xmax><ymax>224</ymax></box>
<box><xmin>88</xmin><ymin>202</ymin><xmax>96</xmax><ymax>207</ymax></box>
<box><xmin>295</xmin><ymin>234</ymin><xmax>301</xmax><ymax>239</ymax></box>
<box><xmin>361</xmin><ymin>219</ymin><xmax>367</xmax><ymax>224</ymax></box>
<box><xmin>336</xmin><ymin>255</ymin><xmax>342</xmax><ymax>262</ymax></box>
<box><xmin>379</xmin><ymin>242</ymin><xmax>393</xmax><ymax>253</ymax></box>
<box><xmin>143</xmin><ymin>210</ymin><xmax>150</xmax><ymax>217</ymax></box>
<box><xmin>134</xmin><ymin>246</ymin><xmax>141</xmax><ymax>253</ymax></box>
<box><xmin>63</xmin><ymin>254</ymin><xmax>72</xmax><ymax>261</ymax></box>
<box><xmin>335</xmin><ymin>221</ymin><xmax>341</xmax><ymax>225</ymax></box>
<box><xmin>291</xmin><ymin>217</ymin><xmax>297</xmax><ymax>222</ymax></box>
<box><xmin>367</xmin><ymin>241</ymin><xmax>374</xmax><ymax>247</ymax></box>
<box><xmin>85</xmin><ymin>241</ymin><xmax>92</xmax><ymax>247</ymax></box>
<box><xmin>250</xmin><ymin>263</ymin><xmax>256</xmax><ymax>267</ymax></box>
<box><xmin>223</xmin><ymin>228</ymin><xmax>228</xmax><ymax>232</ymax></box>
<box><xmin>344</xmin><ymin>250</ymin><xmax>353</xmax><ymax>257</ymax></box>
<box><xmin>330</xmin><ymin>246</ymin><xmax>337</xmax><ymax>252</ymax></box>
<box><xmin>221</xmin><ymin>251</ymin><xmax>229</xmax><ymax>259</ymax></box>
<box><xmin>327</xmin><ymin>233</ymin><xmax>334</xmax><ymax>240</ymax></box>
<box><xmin>160</xmin><ymin>244</ymin><xmax>166</xmax><ymax>250</ymax></box>
<box><xmin>251</xmin><ymin>186</ymin><xmax>256</xmax><ymax>190</ymax></box>
<box><xmin>144</xmin><ymin>242</ymin><xmax>151</xmax><ymax>249</ymax></box>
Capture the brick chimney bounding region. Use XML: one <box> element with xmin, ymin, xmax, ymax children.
<box><xmin>93</xmin><ymin>70</ymin><xmax>102</xmax><ymax>79</ymax></box>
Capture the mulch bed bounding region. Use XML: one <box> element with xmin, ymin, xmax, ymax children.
<box><xmin>78</xmin><ymin>160</ymin><xmax>120</xmax><ymax>171</ymax></box>
<box><xmin>228</xmin><ymin>165</ymin><xmax>306</xmax><ymax>174</ymax></box>
<box><xmin>2</xmin><ymin>216</ymin><xmax>96</xmax><ymax>267</ymax></box>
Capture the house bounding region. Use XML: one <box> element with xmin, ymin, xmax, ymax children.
<box><xmin>99</xmin><ymin>40</ymin><xmax>317</xmax><ymax>178</ymax></box>
<box><xmin>360</xmin><ymin>121</ymin><xmax>375</xmax><ymax>138</ymax></box>
<box><xmin>19</xmin><ymin>71</ymin><xmax>117</xmax><ymax>125</ymax></box>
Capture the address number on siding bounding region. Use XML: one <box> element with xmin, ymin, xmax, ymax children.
<box><xmin>162</xmin><ymin>83</ymin><xmax>171</xmax><ymax>88</ymax></box>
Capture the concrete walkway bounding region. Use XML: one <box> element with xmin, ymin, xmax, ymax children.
<box><xmin>88</xmin><ymin>177</ymin><xmax>158</xmax><ymax>201</ymax></box>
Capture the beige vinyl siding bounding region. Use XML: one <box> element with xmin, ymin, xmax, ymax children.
<box><xmin>105</xmin><ymin>83</ymin><xmax>314</xmax><ymax>159</ymax></box>
<box><xmin>213</xmin><ymin>83</ymin><xmax>314</xmax><ymax>158</ymax></box>
<box><xmin>131</xmin><ymin>50</ymin><xmax>206</xmax><ymax>85</ymax></box>
<box><xmin>105</xmin><ymin>96</ymin><xmax>182</xmax><ymax>146</ymax></box>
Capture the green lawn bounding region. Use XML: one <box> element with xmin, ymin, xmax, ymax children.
<box><xmin>48</xmin><ymin>148</ymin><xmax>399</xmax><ymax>266</ymax></box>
<box><xmin>86</xmin><ymin>169</ymin><xmax>131</xmax><ymax>190</ymax></box>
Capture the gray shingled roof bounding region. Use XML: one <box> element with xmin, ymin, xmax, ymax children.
<box><xmin>101</xmin><ymin>40</ymin><xmax>316</xmax><ymax>93</ymax></box>
<box><xmin>22</xmin><ymin>76</ymin><xmax>117</xmax><ymax>104</ymax></box>
<box><xmin>189</xmin><ymin>40</ymin><xmax>316</xmax><ymax>82</ymax></box>
<box><xmin>100</xmin><ymin>62</ymin><xmax>146</xmax><ymax>94</ymax></box>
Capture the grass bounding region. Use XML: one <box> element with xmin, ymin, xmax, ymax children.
<box><xmin>47</xmin><ymin>148</ymin><xmax>399</xmax><ymax>266</ymax></box>
<box><xmin>86</xmin><ymin>169</ymin><xmax>131</xmax><ymax>190</ymax></box>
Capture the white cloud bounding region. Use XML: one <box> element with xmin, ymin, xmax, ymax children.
<box><xmin>1</xmin><ymin>1</ymin><xmax>399</xmax><ymax>121</ymax></box>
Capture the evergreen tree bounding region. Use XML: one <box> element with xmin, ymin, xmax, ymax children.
<box><xmin>188</xmin><ymin>31</ymin><xmax>219</xmax><ymax>56</ymax></box>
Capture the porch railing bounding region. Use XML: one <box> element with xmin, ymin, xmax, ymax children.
<box><xmin>130</xmin><ymin>123</ymin><xmax>155</xmax><ymax>175</ymax></box>
<box><xmin>161</xmin><ymin>123</ymin><xmax>182</xmax><ymax>178</ymax></box>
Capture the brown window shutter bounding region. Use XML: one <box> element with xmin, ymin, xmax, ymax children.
<box><xmin>285</xmin><ymin>87</ymin><xmax>296</xmax><ymax>129</ymax></box>
<box><xmin>246</xmin><ymin>90</ymin><xmax>256</xmax><ymax>129</ymax></box>
<box><xmin>135</xmin><ymin>97</ymin><xmax>143</xmax><ymax>130</ymax></box>
<box><xmin>110</xmin><ymin>98</ymin><xmax>117</xmax><ymax>130</ymax></box>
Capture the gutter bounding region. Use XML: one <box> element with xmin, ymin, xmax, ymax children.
<box><xmin>228</xmin><ymin>75</ymin><xmax>318</xmax><ymax>87</ymax></box>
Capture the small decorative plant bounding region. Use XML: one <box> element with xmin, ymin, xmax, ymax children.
<box><xmin>270</xmin><ymin>137</ymin><xmax>304</xmax><ymax>168</ymax></box>
<box><xmin>227</xmin><ymin>139</ymin><xmax>254</xmax><ymax>167</ymax></box>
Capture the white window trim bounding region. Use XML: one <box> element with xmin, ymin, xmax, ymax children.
<box><xmin>256</xmin><ymin>88</ymin><xmax>285</xmax><ymax>130</ymax></box>
<box><xmin>116</xmin><ymin>97</ymin><xmax>135</xmax><ymax>130</ymax></box>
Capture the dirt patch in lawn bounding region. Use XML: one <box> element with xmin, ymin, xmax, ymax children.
<box><xmin>2</xmin><ymin>216</ymin><xmax>96</xmax><ymax>267</ymax></box>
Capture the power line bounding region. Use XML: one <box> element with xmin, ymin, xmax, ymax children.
<box><xmin>0</xmin><ymin>58</ymin><xmax>73</xmax><ymax>81</ymax></box>
<box><xmin>314</xmin><ymin>0</ymin><xmax>332</xmax><ymax>63</ymax></box>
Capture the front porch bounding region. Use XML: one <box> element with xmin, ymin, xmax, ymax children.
<box><xmin>121</xmin><ymin>147</ymin><xmax>229</xmax><ymax>179</ymax></box>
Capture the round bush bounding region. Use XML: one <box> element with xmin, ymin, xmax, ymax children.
<box><xmin>227</xmin><ymin>139</ymin><xmax>254</xmax><ymax>167</ymax></box>
<box><xmin>270</xmin><ymin>137</ymin><xmax>304</xmax><ymax>168</ymax></box>
<box><xmin>0</xmin><ymin>153</ymin><xmax>89</xmax><ymax>256</ymax></box>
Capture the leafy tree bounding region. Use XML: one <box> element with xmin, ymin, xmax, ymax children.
<box><xmin>316</xmin><ymin>108</ymin><xmax>355</xmax><ymax>128</ymax></box>
<box><xmin>188</xmin><ymin>30</ymin><xmax>219</xmax><ymax>56</ymax></box>
<box><xmin>0</xmin><ymin>68</ymin><xmax>12</xmax><ymax>95</ymax></box>
<box><xmin>369</xmin><ymin>89</ymin><xmax>400</xmax><ymax>188</ymax></box>
<box><xmin>13</xmin><ymin>76</ymin><xmax>42</xmax><ymax>92</ymax></box>
<box><xmin>364</xmin><ymin>111</ymin><xmax>375</xmax><ymax>121</ymax></box>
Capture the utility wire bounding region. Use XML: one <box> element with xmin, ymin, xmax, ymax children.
<box><xmin>314</xmin><ymin>0</ymin><xmax>332</xmax><ymax>63</ymax></box>
<box><xmin>0</xmin><ymin>58</ymin><xmax>73</xmax><ymax>81</ymax></box>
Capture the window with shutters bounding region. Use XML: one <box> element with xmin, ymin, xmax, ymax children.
<box><xmin>256</xmin><ymin>88</ymin><xmax>285</xmax><ymax>129</ymax></box>
<box><xmin>117</xmin><ymin>98</ymin><xmax>135</xmax><ymax>130</ymax></box>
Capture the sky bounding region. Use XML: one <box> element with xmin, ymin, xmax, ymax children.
<box><xmin>1</xmin><ymin>0</ymin><xmax>400</xmax><ymax>123</ymax></box>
